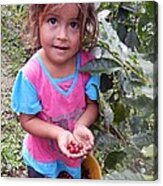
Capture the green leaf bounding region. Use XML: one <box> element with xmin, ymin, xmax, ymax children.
<box><xmin>105</xmin><ymin>169</ymin><xmax>144</xmax><ymax>180</ymax></box>
<box><xmin>95</xmin><ymin>133</ymin><xmax>118</xmax><ymax>150</ymax></box>
<box><xmin>112</xmin><ymin>102</ymin><xmax>129</xmax><ymax>123</ymax></box>
<box><xmin>117</xmin><ymin>23</ymin><xmax>127</xmax><ymax>42</ymax></box>
<box><xmin>124</xmin><ymin>146</ymin><xmax>141</xmax><ymax>158</ymax></box>
<box><xmin>124</xmin><ymin>94</ymin><xmax>154</xmax><ymax>117</ymax></box>
<box><xmin>124</xmin><ymin>29</ymin><xmax>140</xmax><ymax>50</ymax></box>
<box><xmin>104</xmin><ymin>151</ymin><xmax>127</xmax><ymax>169</ymax></box>
<box><xmin>129</xmin><ymin>132</ymin><xmax>154</xmax><ymax>149</ymax></box>
<box><xmin>80</xmin><ymin>58</ymin><xmax>122</xmax><ymax>75</ymax></box>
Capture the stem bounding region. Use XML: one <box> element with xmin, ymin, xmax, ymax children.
<box><xmin>98</xmin><ymin>40</ymin><xmax>147</xmax><ymax>84</ymax></box>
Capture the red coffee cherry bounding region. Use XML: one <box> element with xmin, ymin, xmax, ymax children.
<box><xmin>67</xmin><ymin>141</ymin><xmax>84</xmax><ymax>154</ymax></box>
<box><xmin>78</xmin><ymin>143</ymin><xmax>83</xmax><ymax>150</ymax></box>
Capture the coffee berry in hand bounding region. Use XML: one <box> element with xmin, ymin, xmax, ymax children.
<box><xmin>67</xmin><ymin>141</ymin><xmax>83</xmax><ymax>154</ymax></box>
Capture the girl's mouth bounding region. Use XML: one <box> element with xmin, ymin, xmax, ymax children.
<box><xmin>53</xmin><ymin>45</ymin><xmax>69</xmax><ymax>50</ymax></box>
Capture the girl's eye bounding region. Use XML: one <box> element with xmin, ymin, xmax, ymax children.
<box><xmin>70</xmin><ymin>21</ymin><xmax>79</xmax><ymax>29</ymax></box>
<box><xmin>48</xmin><ymin>18</ymin><xmax>57</xmax><ymax>25</ymax></box>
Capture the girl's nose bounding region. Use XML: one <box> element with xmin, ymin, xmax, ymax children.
<box><xmin>56</xmin><ymin>26</ymin><xmax>68</xmax><ymax>41</ymax></box>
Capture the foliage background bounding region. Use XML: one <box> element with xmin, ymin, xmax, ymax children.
<box><xmin>1</xmin><ymin>2</ymin><xmax>158</xmax><ymax>180</ymax></box>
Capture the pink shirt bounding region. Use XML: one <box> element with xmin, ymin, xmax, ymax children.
<box><xmin>22</xmin><ymin>50</ymin><xmax>94</xmax><ymax>167</ymax></box>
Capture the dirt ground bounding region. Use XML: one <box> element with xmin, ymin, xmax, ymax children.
<box><xmin>1</xmin><ymin>54</ymin><xmax>16</xmax><ymax>135</ymax></box>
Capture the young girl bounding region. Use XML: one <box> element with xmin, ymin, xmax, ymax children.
<box><xmin>11</xmin><ymin>3</ymin><xmax>100</xmax><ymax>179</ymax></box>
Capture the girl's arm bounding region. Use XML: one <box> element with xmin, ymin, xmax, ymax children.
<box><xmin>19</xmin><ymin>114</ymin><xmax>65</xmax><ymax>140</ymax></box>
<box><xmin>75</xmin><ymin>97</ymin><xmax>99</xmax><ymax>128</ymax></box>
<box><xmin>73</xmin><ymin>97</ymin><xmax>98</xmax><ymax>150</ymax></box>
<box><xmin>19</xmin><ymin>114</ymin><xmax>85</xmax><ymax>158</ymax></box>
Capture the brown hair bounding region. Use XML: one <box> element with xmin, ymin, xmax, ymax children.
<box><xmin>25</xmin><ymin>3</ymin><xmax>99</xmax><ymax>52</ymax></box>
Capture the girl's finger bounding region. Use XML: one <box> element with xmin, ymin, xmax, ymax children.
<box><xmin>69</xmin><ymin>151</ymin><xmax>85</xmax><ymax>159</ymax></box>
<box><xmin>59</xmin><ymin>145</ymin><xmax>71</xmax><ymax>158</ymax></box>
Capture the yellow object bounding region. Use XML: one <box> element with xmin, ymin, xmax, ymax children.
<box><xmin>82</xmin><ymin>154</ymin><xmax>102</xmax><ymax>179</ymax></box>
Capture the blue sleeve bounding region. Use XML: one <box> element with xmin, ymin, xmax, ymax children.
<box><xmin>85</xmin><ymin>74</ymin><xmax>100</xmax><ymax>100</ymax></box>
<box><xmin>11</xmin><ymin>70</ymin><xmax>42</xmax><ymax>114</ymax></box>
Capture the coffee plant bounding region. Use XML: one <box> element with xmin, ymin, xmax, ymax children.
<box><xmin>81</xmin><ymin>1</ymin><xmax>157</xmax><ymax>180</ymax></box>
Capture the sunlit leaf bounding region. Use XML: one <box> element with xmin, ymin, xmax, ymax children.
<box><xmin>141</xmin><ymin>144</ymin><xmax>156</xmax><ymax>158</ymax></box>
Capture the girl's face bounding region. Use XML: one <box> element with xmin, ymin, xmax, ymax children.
<box><xmin>39</xmin><ymin>4</ymin><xmax>81</xmax><ymax>65</ymax></box>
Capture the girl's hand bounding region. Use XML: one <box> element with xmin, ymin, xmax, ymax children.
<box><xmin>73</xmin><ymin>125</ymin><xmax>94</xmax><ymax>155</ymax></box>
<box><xmin>56</xmin><ymin>129</ymin><xmax>85</xmax><ymax>159</ymax></box>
